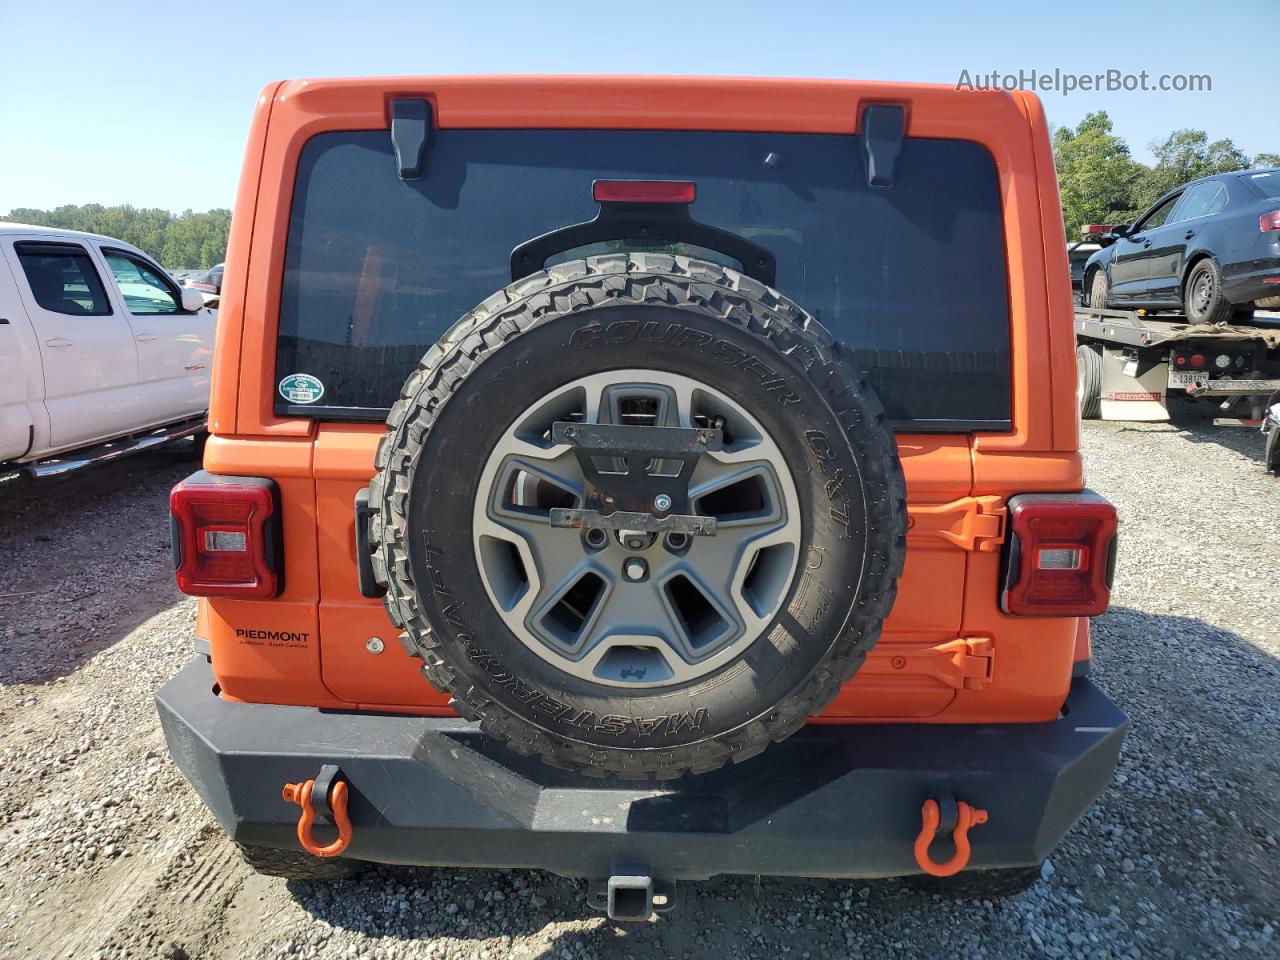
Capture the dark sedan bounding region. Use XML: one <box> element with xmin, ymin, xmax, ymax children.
<box><xmin>1082</xmin><ymin>169</ymin><xmax>1280</xmax><ymax>324</ymax></box>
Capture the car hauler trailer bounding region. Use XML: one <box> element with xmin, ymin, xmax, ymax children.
<box><xmin>1074</xmin><ymin>306</ymin><xmax>1280</xmax><ymax>426</ymax></box>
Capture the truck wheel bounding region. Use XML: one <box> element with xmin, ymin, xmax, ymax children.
<box><xmin>370</xmin><ymin>254</ymin><xmax>907</xmax><ymax>779</ymax></box>
<box><xmin>1184</xmin><ymin>259</ymin><xmax>1233</xmax><ymax>325</ymax></box>
<box><xmin>234</xmin><ymin>842</ymin><xmax>363</xmax><ymax>880</ymax></box>
<box><xmin>905</xmin><ymin>864</ymin><xmax>1042</xmax><ymax>899</ymax></box>
<box><xmin>1088</xmin><ymin>271</ymin><xmax>1109</xmax><ymax>310</ymax></box>
<box><xmin>1076</xmin><ymin>344</ymin><xmax>1102</xmax><ymax>420</ymax></box>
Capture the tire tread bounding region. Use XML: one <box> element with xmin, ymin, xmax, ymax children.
<box><xmin>234</xmin><ymin>842</ymin><xmax>362</xmax><ymax>880</ymax></box>
<box><xmin>370</xmin><ymin>254</ymin><xmax>907</xmax><ymax>779</ymax></box>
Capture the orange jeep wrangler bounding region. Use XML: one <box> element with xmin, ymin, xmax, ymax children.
<box><xmin>157</xmin><ymin>76</ymin><xmax>1126</xmax><ymax>917</ymax></box>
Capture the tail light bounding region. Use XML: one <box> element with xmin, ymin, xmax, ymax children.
<box><xmin>1260</xmin><ymin>210</ymin><xmax>1280</xmax><ymax>232</ymax></box>
<box><xmin>1001</xmin><ymin>492</ymin><xmax>1117</xmax><ymax>617</ymax></box>
<box><xmin>170</xmin><ymin>472</ymin><xmax>281</xmax><ymax>598</ymax></box>
<box><xmin>593</xmin><ymin>180</ymin><xmax>696</xmax><ymax>204</ymax></box>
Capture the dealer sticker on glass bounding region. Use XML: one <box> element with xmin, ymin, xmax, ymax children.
<box><xmin>279</xmin><ymin>373</ymin><xmax>325</xmax><ymax>404</ymax></box>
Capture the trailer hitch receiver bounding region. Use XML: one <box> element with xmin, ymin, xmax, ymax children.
<box><xmin>587</xmin><ymin>873</ymin><xmax>677</xmax><ymax>921</ymax></box>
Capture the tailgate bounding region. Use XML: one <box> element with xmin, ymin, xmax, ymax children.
<box><xmin>311</xmin><ymin>426</ymin><xmax>987</xmax><ymax>719</ymax></box>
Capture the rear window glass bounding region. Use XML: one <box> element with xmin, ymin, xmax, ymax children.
<box><xmin>15</xmin><ymin>242</ymin><xmax>112</xmax><ymax>316</ymax></box>
<box><xmin>1245</xmin><ymin>171</ymin><xmax>1280</xmax><ymax>199</ymax></box>
<box><xmin>278</xmin><ymin>130</ymin><xmax>1012</xmax><ymax>430</ymax></box>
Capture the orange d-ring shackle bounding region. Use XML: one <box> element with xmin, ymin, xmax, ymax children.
<box><xmin>282</xmin><ymin>777</ymin><xmax>352</xmax><ymax>858</ymax></box>
<box><xmin>913</xmin><ymin>797</ymin><xmax>988</xmax><ymax>877</ymax></box>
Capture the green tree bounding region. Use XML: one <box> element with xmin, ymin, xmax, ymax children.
<box><xmin>1253</xmin><ymin>152</ymin><xmax>1280</xmax><ymax>168</ymax></box>
<box><xmin>1</xmin><ymin>203</ymin><xmax>231</xmax><ymax>269</ymax></box>
<box><xmin>1053</xmin><ymin>111</ymin><xmax>1146</xmax><ymax>239</ymax></box>
<box><xmin>1136</xmin><ymin>129</ymin><xmax>1250</xmax><ymax>207</ymax></box>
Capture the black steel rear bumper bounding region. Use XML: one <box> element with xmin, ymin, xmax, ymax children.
<box><xmin>157</xmin><ymin>659</ymin><xmax>1126</xmax><ymax>881</ymax></box>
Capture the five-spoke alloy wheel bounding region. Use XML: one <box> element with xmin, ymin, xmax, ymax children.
<box><xmin>474</xmin><ymin>371</ymin><xmax>800</xmax><ymax>689</ymax></box>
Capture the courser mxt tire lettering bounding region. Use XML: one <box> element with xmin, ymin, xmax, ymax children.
<box><xmin>369</xmin><ymin>254</ymin><xmax>907</xmax><ymax>779</ymax></box>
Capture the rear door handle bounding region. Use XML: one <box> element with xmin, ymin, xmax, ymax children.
<box><xmin>1184</xmin><ymin>230</ymin><xmax>1196</xmax><ymax>240</ymax></box>
<box><xmin>135</xmin><ymin>334</ymin><xmax>157</xmax><ymax>343</ymax></box>
<box><xmin>44</xmin><ymin>337</ymin><xmax>73</xmax><ymax>348</ymax></box>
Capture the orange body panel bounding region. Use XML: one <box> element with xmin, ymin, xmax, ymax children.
<box><xmin>1073</xmin><ymin>618</ymin><xmax>1093</xmax><ymax>665</ymax></box>
<box><xmin>201</xmin><ymin>76</ymin><xmax>1085</xmax><ymax>724</ymax></box>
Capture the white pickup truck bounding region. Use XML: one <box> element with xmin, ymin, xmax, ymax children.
<box><xmin>0</xmin><ymin>223</ymin><xmax>216</xmax><ymax>478</ymax></box>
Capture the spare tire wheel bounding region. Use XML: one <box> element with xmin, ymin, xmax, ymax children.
<box><xmin>369</xmin><ymin>254</ymin><xmax>907</xmax><ymax>778</ymax></box>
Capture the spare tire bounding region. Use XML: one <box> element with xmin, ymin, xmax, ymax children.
<box><xmin>370</xmin><ymin>254</ymin><xmax>906</xmax><ymax>778</ymax></box>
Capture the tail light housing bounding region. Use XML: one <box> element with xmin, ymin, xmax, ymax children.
<box><xmin>1001</xmin><ymin>492</ymin><xmax>1117</xmax><ymax>617</ymax></box>
<box><xmin>1260</xmin><ymin>210</ymin><xmax>1280</xmax><ymax>232</ymax></box>
<box><xmin>170</xmin><ymin>472</ymin><xmax>282</xmax><ymax>598</ymax></box>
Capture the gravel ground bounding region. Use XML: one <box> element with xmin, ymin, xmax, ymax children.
<box><xmin>0</xmin><ymin>411</ymin><xmax>1276</xmax><ymax>960</ymax></box>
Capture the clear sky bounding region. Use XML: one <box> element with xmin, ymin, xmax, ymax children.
<box><xmin>1</xmin><ymin>0</ymin><xmax>1275</xmax><ymax>213</ymax></box>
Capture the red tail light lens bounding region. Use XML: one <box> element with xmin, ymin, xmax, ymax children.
<box><xmin>1260</xmin><ymin>210</ymin><xmax>1280</xmax><ymax>232</ymax></box>
<box><xmin>592</xmin><ymin>180</ymin><xmax>696</xmax><ymax>204</ymax></box>
<box><xmin>1001</xmin><ymin>493</ymin><xmax>1118</xmax><ymax>617</ymax></box>
<box><xmin>170</xmin><ymin>472</ymin><xmax>281</xmax><ymax>598</ymax></box>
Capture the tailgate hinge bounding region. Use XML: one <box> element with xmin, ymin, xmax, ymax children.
<box><xmin>939</xmin><ymin>637</ymin><xmax>995</xmax><ymax>690</ymax></box>
<box><xmin>861</xmin><ymin>103</ymin><xmax>906</xmax><ymax>187</ymax></box>
<box><xmin>864</xmin><ymin>636</ymin><xmax>995</xmax><ymax>691</ymax></box>
<box><xmin>390</xmin><ymin>98</ymin><xmax>433</xmax><ymax>180</ymax></box>
<box><xmin>907</xmin><ymin>496</ymin><xmax>1006</xmax><ymax>553</ymax></box>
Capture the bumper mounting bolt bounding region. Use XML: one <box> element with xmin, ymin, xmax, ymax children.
<box><xmin>366</xmin><ymin>637</ymin><xmax>385</xmax><ymax>655</ymax></box>
<box><xmin>653</xmin><ymin>494</ymin><xmax>672</xmax><ymax>513</ymax></box>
